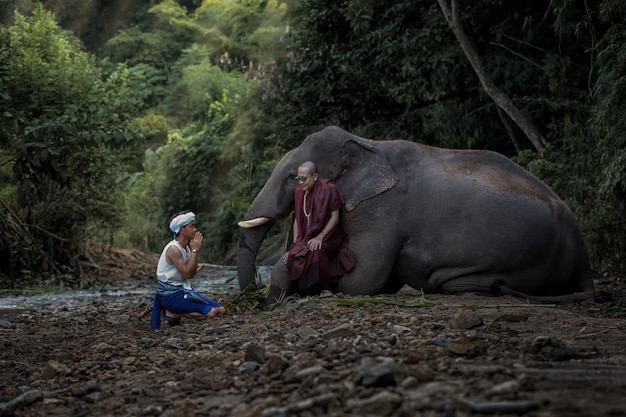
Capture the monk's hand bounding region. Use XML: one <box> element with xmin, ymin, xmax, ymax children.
<box><xmin>308</xmin><ymin>236</ymin><xmax>323</xmax><ymax>251</ymax></box>
<box><xmin>282</xmin><ymin>252</ymin><xmax>289</xmax><ymax>264</ymax></box>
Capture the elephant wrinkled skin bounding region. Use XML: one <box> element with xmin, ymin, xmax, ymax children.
<box><xmin>238</xmin><ymin>126</ymin><xmax>595</xmax><ymax>303</ymax></box>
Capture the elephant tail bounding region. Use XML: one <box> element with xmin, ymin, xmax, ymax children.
<box><xmin>494</xmin><ymin>281</ymin><xmax>595</xmax><ymax>304</ymax></box>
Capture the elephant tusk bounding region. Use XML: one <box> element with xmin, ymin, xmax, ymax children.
<box><xmin>238</xmin><ymin>217</ymin><xmax>272</xmax><ymax>228</ymax></box>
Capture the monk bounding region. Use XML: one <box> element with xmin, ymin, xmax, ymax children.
<box><xmin>282</xmin><ymin>161</ymin><xmax>355</xmax><ymax>296</ymax></box>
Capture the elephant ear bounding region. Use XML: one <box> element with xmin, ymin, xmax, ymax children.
<box><xmin>333</xmin><ymin>138</ymin><xmax>398</xmax><ymax>211</ymax></box>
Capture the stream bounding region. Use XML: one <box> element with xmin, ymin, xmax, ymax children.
<box><xmin>0</xmin><ymin>264</ymin><xmax>271</xmax><ymax>314</ymax></box>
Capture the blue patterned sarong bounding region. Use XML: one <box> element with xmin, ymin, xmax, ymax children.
<box><xmin>150</xmin><ymin>283</ymin><xmax>222</xmax><ymax>330</ymax></box>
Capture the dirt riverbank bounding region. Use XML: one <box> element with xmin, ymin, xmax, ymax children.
<box><xmin>1</xmin><ymin>250</ymin><xmax>625</xmax><ymax>417</ymax></box>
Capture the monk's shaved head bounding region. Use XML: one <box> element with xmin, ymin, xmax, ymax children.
<box><xmin>299</xmin><ymin>161</ymin><xmax>317</xmax><ymax>175</ymax></box>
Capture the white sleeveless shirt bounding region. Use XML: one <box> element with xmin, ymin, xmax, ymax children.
<box><xmin>156</xmin><ymin>240</ymin><xmax>192</xmax><ymax>290</ymax></box>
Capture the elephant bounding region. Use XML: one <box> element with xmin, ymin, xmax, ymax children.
<box><xmin>237</xmin><ymin>126</ymin><xmax>595</xmax><ymax>304</ymax></box>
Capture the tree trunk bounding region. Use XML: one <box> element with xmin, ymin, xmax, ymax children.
<box><xmin>437</xmin><ymin>0</ymin><xmax>546</xmax><ymax>152</ymax></box>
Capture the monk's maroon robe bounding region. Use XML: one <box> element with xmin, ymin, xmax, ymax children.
<box><xmin>286</xmin><ymin>179</ymin><xmax>355</xmax><ymax>292</ymax></box>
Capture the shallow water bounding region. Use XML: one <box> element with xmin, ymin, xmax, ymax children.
<box><xmin>0</xmin><ymin>264</ymin><xmax>271</xmax><ymax>313</ymax></box>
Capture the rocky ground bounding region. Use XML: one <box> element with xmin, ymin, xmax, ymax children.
<box><xmin>1</xmin><ymin>250</ymin><xmax>625</xmax><ymax>417</ymax></box>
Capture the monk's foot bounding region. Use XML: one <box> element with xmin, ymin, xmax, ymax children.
<box><xmin>320</xmin><ymin>290</ymin><xmax>333</xmax><ymax>298</ymax></box>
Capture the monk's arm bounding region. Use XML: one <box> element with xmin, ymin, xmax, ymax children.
<box><xmin>318</xmin><ymin>210</ymin><xmax>339</xmax><ymax>240</ymax></box>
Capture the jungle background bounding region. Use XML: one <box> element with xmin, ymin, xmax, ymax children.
<box><xmin>0</xmin><ymin>0</ymin><xmax>624</xmax><ymax>290</ymax></box>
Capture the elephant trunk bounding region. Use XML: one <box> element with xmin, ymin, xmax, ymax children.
<box><xmin>237</xmin><ymin>219</ymin><xmax>274</xmax><ymax>292</ymax></box>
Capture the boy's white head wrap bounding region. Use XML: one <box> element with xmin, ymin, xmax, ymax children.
<box><xmin>169</xmin><ymin>211</ymin><xmax>195</xmax><ymax>236</ymax></box>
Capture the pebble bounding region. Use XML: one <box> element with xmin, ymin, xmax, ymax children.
<box><xmin>42</xmin><ymin>360</ymin><xmax>65</xmax><ymax>379</ymax></box>
<box><xmin>483</xmin><ymin>379</ymin><xmax>520</xmax><ymax>397</ymax></box>
<box><xmin>458</xmin><ymin>398</ymin><xmax>540</xmax><ymax>414</ymax></box>
<box><xmin>321</xmin><ymin>322</ymin><xmax>355</xmax><ymax>339</ymax></box>
<box><xmin>244</xmin><ymin>343</ymin><xmax>266</xmax><ymax>363</ymax></box>
<box><xmin>356</xmin><ymin>357</ymin><xmax>406</xmax><ymax>387</ymax></box>
<box><xmin>263</xmin><ymin>354</ymin><xmax>290</xmax><ymax>376</ymax></box>
<box><xmin>353</xmin><ymin>391</ymin><xmax>401</xmax><ymax>416</ymax></box>
<box><xmin>238</xmin><ymin>361</ymin><xmax>259</xmax><ymax>373</ymax></box>
<box><xmin>452</xmin><ymin>309</ymin><xmax>484</xmax><ymax>330</ymax></box>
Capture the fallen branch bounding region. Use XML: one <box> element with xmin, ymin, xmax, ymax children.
<box><xmin>0</xmin><ymin>390</ymin><xmax>44</xmax><ymax>416</ymax></box>
<box><xmin>0</xmin><ymin>199</ymin><xmax>68</xmax><ymax>242</ymax></box>
<box><xmin>574</xmin><ymin>329</ymin><xmax>612</xmax><ymax>339</ymax></box>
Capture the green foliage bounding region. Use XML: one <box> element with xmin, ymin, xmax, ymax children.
<box><xmin>0</xmin><ymin>5</ymin><xmax>143</xmax><ymax>287</ymax></box>
<box><xmin>103</xmin><ymin>0</ymin><xmax>294</xmax><ymax>261</ymax></box>
<box><xmin>592</xmin><ymin>23</ymin><xmax>626</xmax><ymax>197</ymax></box>
<box><xmin>151</xmin><ymin>70</ymin><xmax>254</xmax><ymax>258</ymax></box>
<box><xmin>112</xmin><ymin>166</ymin><xmax>163</xmax><ymax>252</ymax></box>
<box><xmin>3</xmin><ymin>0</ymin><xmax>626</xmax><ymax>281</ymax></box>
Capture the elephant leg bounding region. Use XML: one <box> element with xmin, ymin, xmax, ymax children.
<box><xmin>265</xmin><ymin>256</ymin><xmax>296</xmax><ymax>308</ymax></box>
<box><xmin>380</xmin><ymin>278</ymin><xmax>405</xmax><ymax>294</ymax></box>
<box><xmin>335</xmin><ymin>245</ymin><xmax>397</xmax><ymax>295</ymax></box>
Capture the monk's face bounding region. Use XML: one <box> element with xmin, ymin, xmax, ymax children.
<box><xmin>297</xmin><ymin>167</ymin><xmax>318</xmax><ymax>192</ymax></box>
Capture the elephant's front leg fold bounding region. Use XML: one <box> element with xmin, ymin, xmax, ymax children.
<box><xmin>264</xmin><ymin>257</ymin><xmax>296</xmax><ymax>309</ymax></box>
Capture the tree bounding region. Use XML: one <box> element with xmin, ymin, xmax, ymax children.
<box><xmin>0</xmin><ymin>5</ymin><xmax>142</xmax><ymax>287</ymax></box>
<box><xmin>436</xmin><ymin>0</ymin><xmax>546</xmax><ymax>152</ymax></box>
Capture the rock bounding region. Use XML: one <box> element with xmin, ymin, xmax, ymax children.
<box><xmin>452</xmin><ymin>309</ymin><xmax>484</xmax><ymax>330</ymax></box>
<box><xmin>295</xmin><ymin>365</ymin><xmax>327</xmax><ymax>380</ymax></box>
<box><xmin>123</xmin><ymin>356</ymin><xmax>139</xmax><ymax>366</ymax></box>
<box><xmin>447</xmin><ymin>341</ymin><xmax>487</xmax><ymax>358</ymax></box>
<box><xmin>142</xmin><ymin>405</ymin><xmax>163</xmax><ymax>416</ymax></box>
<box><xmin>356</xmin><ymin>357</ymin><xmax>406</xmax><ymax>387</ymax></box>
<box><xmin>263</xmin><ymin>354</ymin><xmax>290</xmax><ymax>376</ymax></box>
<box><xmin>458</xmin><ymin>365</ymin><xmax>505</xmax><ymax>376</ymax></box>
<box><xmin>0</xmin><ymin>390</ymin><xmax>44</xmax><ymax>415</ymax></box>
<box><xmin>71</xmin><ymin>384</ymin><xmax>100</xmax><ymax>397</ymax></box>
<box><xmin>42</xmin><ymin>360</ymin><xmax>65</xmax><ymax>379</ymax></box>
<box><xmin>403</xmin><ymin>381</ymin><xmax>461</xmax><ymax>408</ymax></box>
<box><xmin>15</xmin><ymin>384</ymin><xmax>30</xmax><ymax>396</ymax></box>
<box><xmin>496</xmin><ymin>313</ymin><xmax>529</xmax><ymax>322</ymax></box>
<box><xmin>321</xmin><ymin>323</ymin><xmax>355</xmax><ymax>339</ymax></box>
<box><xmin>83</xmin><ymin>391</ymin><xmax>103</xmax><ymax>403</ymax></box>
<box><xmin>458</xmin><ymin>398</ymin><xmax>540</xmax><ymax>414</ymax></box>
<box><xmin>353</xmin><ymin>391</ymin><xmax>401</xmax><ymax>416</ymax></box>
<box><xmin>92</xmin><ymin>342</ymin><xmax>115</xmax><ymax>353</ymax></box>
<box><xmin>165</xmin><ymin>337</ymin><xmax>185</xmax><ymax>349</ymax></box>
<box><xmin>296</xmin><ymin>325</ymin><xmax>320</xmax><ymax>340</ymax></box>
<box><xmin>238</xmin><ymin>361</ymin><xmax>259</xmax><ymax>373</ymax></box>
<box><xmin>285</xmin><ymin>392</ymin><xmax>336</xmax><ymax>412</ymax></box>
<box><xmin>483</xmin><ymin>379</ymin><xmax>521</xmax><ymax>398</ymax></box>
<box><xmin>106</xmin><ymin>314</ymin><xmax>129</xmax><ymax>324</ymax></box>
<box><xmin>142</xmin><ymin>387</ymin><xmax>158</xmax><ymax>398</ymax></box>
<box><xmin>527</xmin><ymin>336</ymin><xmax>575</xmax><ymax>360</ymax></box>
<box><xmin>447</xmin><ymin>341</ymin><xmax>473</xmax><ymax>356</ymax></box>
<box><xmin>405</xmin><ymin>352</ymin><xmax>427</xmax><ymax>364</ymax></box>
<box><xmin>392</xmin><ymin>324</ymin><xmax>412</xmax><ymax>333</ymax></box>
<box><xmin>244</xmin><ymin>343</ymin><xmax>266</xmax><ymax>363</ymax></box>
<box><xmin>231</xmin><ymin>402</ymin><xmax>267</xmax><ymax>417</ymax></box>
<box><xmin>401</xmin><ymin>376</ymin><xmax>419</xmax><ymax>389</ymax></box>
<box><xmin>430</xmin><ymin>336</ymin><xmax>449</xmax><ymax>347</ymax></box>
